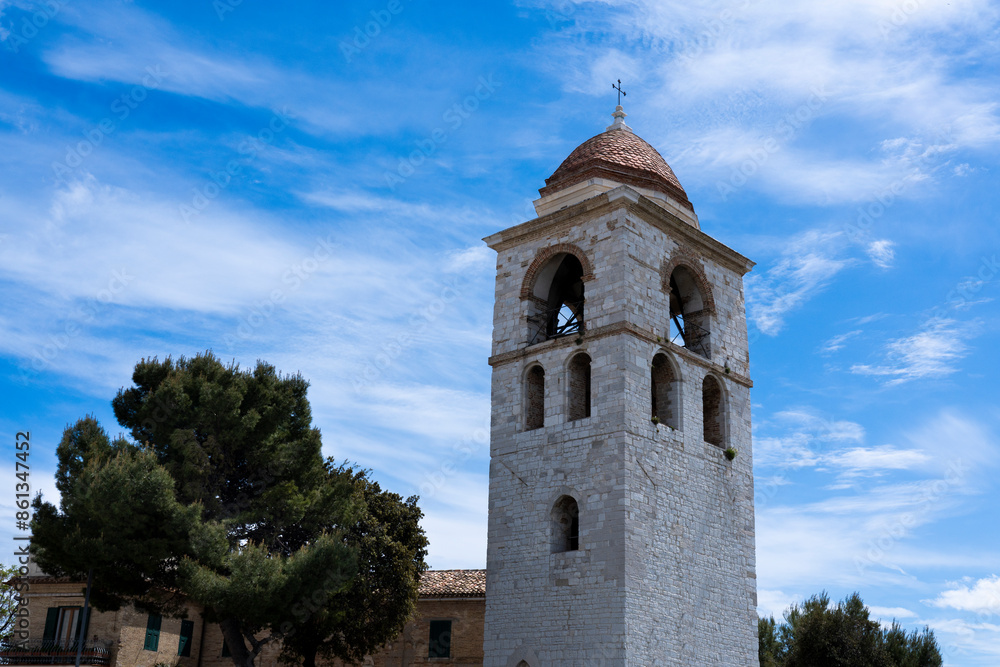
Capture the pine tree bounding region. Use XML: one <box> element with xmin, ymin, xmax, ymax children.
<box><xmin>32</xmin><ymin>352</ymin><xmax>425</xmax><ymax>667</ymax></box>
<box><xmin>760</xmin><ymin>592</ymin><xmax>942</xmax><ymax>667</ymax></box>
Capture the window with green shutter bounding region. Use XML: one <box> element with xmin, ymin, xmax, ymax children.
<box><xmin>178</xmin><ymin>620</ymin><xmax>194</xmax><ymax>657</ymax></box>
<box><xmin>143</xmin><ymin>614</ymin><xmax>162</xmax><ymax>651</ymax></box>
<box><xmin>42</xmin><ymin>608</ymin><xmax>59</xmax><ymax>646</ymax></box>
<box><xmin>428</xmin><ymin>620</ymin><xmax>452</xmax><ymax>658</ymax></box>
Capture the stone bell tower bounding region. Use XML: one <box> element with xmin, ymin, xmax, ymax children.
<box><xmin>482</xmin><ymin>105</ymin><xmax>758</xmax><ymax>666</ymax></box>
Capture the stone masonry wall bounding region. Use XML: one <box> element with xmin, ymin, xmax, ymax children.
<box><xmin>19</xmin><ymin>582</ymin><xmax>482</xmax><ymax>667</ymax></box>
<box><xmin>484</xmin><ymin>186</ymin><xmax>757</xmax><ymax>666</ymax></box>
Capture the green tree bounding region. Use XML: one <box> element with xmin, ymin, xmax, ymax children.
<box><xmin>278</xmin><ymin>468</ymin><xmax>427</xmax><ymax>667</ymax></box>
<box><xmin>758</xmin><ymin>615</ymin><xmax>784</xmax><ymax>667</ymax></box>
<box><xmin>32</xmin><ymin>353</ymin><xmax>424</xmax><ymax>667</ymax></box>
<box><xmin>32</xmin><ymin>429</ymin><xmax>202</xmax><ymax>613</ymax></box>
<box><xmin>760</xmin><ymin>592</ymin><xmax>942</xmax><ymax>667</ymax></box>
<box><xmin>0</xmin><ymin>563</ymin><xmax>23</xmax><ymax>643</ymax></box>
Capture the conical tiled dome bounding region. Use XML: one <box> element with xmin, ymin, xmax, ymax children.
<box><xmin>539</xmin><ymin>109</ymin><xmax>692</xmax><ymax>212</ymax></box>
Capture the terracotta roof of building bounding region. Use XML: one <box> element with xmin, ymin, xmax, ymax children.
<box><xmin>419</xmin><ymin>569</ymin><xmax>486</xmax><ymax>598</ymax></box>
<box><xmin>540</xmin><ymin>119</ymin><xmax>692</xmax><ymax>211</ymax></box>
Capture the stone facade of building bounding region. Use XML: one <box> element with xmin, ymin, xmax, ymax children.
<box><xmin>9</xmin><ymin>569</ymin><xmax>485</xmax><ymax>667</ymax></box>
<box><xmin>482</xmin><ymin>108</ymin><xmax>758</xmax><ymax>666</ymax></box>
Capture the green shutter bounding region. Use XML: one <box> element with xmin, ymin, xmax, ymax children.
<box><xmin>79</xmin><ymin>606</ymin><xmax>91</xmax><ymax>643</ymax></box>
<box><xmin>143</xmin><ymin>614</ymin><xmax>161</xmax><ymax>651</ymax></box>
<box><xmin>221</xmin><ymin>639</ymin><xmax>231</xmax><ymax>657</ymax></box>
<box><xmin>178</xmin><ymin>620</ymin><xmax>194</xmax><ymax>657</ymax></box>
<box><xmin>428</xmin><ymin>620</ymin><xmax>452</xmax><ymax>658</ymax></box>
<box><xmin>42</xmin><ymin>608</ymin><xmax>59</xmax><ymax>645</ymax></box>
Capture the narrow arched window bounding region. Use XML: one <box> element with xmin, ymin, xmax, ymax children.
<box><xmin>525</xmin><ymin>365</ymin><xmax>545</xmax><ymax>431</ymax></box>
<box><xmin>527</xmin><ymin>253</ymin><xmax>585</xmax><ymax>344</ymax></box>
<box><xmin>651</xmin><ymin>353</ymin><xmax>679</xmax><ymax>429</ymax></box>
<box><xmin>551</xmin><ymin>495</ymin><xmax>579</xmax><ymax>552</ymax></box>
<box><xmin>668</xmin><ymin>266</ymin><xmax>712</xmax><ymax>359</ymax></box>
<box><xmin>702</xmin><ymin>375</ymin><xmax>725</xmax><ymax>447</ymax></box>
<box><xmin>567</xmin><ymin>353</ymin><xmax>591</xmax><ymax>421</ymax></box>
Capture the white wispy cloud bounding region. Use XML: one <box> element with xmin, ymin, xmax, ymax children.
<box><xmin>746</xmin><ymin>230</ymin><xmax>853</xmax><ymax>335</ymax></box>
<box><xmin>0</xmin><ymin>176</ymin><xmax>307</xmax><ymax>314</ymax></box>
<box><xmin>36</xmin><ymin>3</ymin><xmax>501</xmax><ymax>144</ymax></box>
<box><xmin>757</xmin><ymin>472</ymin><xmax>972</xmax><ymax>588</ymax></box>
<box><xmin>867</xmin><ymin>239</ymin><xmax>896</xmax><ymax>269</ymax></box>
<box><xmin>926</xmin><ymin>617</ymin><xmax>1000</xmax><ymax>666</ymax></box>
<box><xmin>755</xmin><ymin>410</ymin><xmax>994</xmax><ymax>591</ymax></box>
<box><xmin>754</xmin><ymin>409</ymin><xmax>866</xmax><ymax>468</ymax></box>
<box><xmin>822</xmin><ymin>329</ymin><xmax>862</xmax><ymax>354</ymax></box>
<box><xmin>854</xmin><ymin>312</ymin><xmax>891</xmax><ymax>325</ymax></box>
<box><xmin>445</xmin><ymin>245</ymin><xmax>495</xmax><ymax>273</ymax></box>
<box><xmin>868</xmin><ymin>606</ymin><xmax>917</xmax><ymax>620</ymax></box>
<box><xmin>757</xmin><ymin>588</ymin><xmax>801</xmax><ymax>620</ymax></box>
<box><xmin>824</xmin><ymin>445</ymin><xmax>930</xmax><ymax>475</ymax></box>
<box><xmin>421</xmin><ymin>510</ymin><xmax>488</xmax><ymax>569</ymax></box>
<box><xmin>851</xmin><ymin>317</ymin><xmax>976</xmax><ymax>385</ymax></box>
<box><xmin>532</xmin><ymin>0</ymin><xmax>1000</xmax><ymax>203</ymax></box>
<box><xmin>759</xmin><ymin>431</ymin><xmax>928</xmax><ymax>480</ymax></box>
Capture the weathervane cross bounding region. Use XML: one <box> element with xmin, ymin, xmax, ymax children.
<box><xmin>613</xmin><ymin>79</ymin><xmax>626</xmax><ymax>105</ymax></box>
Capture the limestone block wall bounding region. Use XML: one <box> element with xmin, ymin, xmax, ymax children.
<box><xmin>484</xmin><ymin>185</ymin><xmax>757</xmax><ymax>666</ymax></box>
<box><xmin>618</xmin><ymin>334</ymin><xmax>757</xmax><ymax>666</ymax></box>
<box><xmin>485</xmin><ymin>332</ymin><xmax>629</xmax><ymax>666</ymax></box>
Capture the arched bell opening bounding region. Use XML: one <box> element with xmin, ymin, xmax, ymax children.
<box><xmin>526</xmin><ymin>253</ymin><xmax>585</xmax><ymax>345</ymax></box>
<box><xmin>668</xmin><ymin>265</ymin><xmax>712</xmax><ymax>359</ymax></box>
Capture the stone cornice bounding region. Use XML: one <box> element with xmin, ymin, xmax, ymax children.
<box><xmin>483</xmin><ymin>186</ymin><xmax>755</xmax><ymax>277</ymax></box>
<box><xmin>488</xmin><ymin>319</ymin><xmax>753</xmax><ymax>388</ymax></box>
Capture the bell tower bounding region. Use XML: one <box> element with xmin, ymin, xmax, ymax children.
<box><xmin>482</xmin><ymin>106</ymin><xmax>759</xmax><ymax>666</ymax></box>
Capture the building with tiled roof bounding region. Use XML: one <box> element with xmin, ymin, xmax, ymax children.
<box><xmin>343</xmin><ymin>569</ymin><xmax>485</xmax><ymax>666</ymax></box>
<box><xmin>7</xmin><ymin>568</ymin><xmax>488</xmax><ymax>667</ymax></box>
<box><xmin>418</xmin><ymin>569</ymin><xmax>487</xmax><ymax>598</ymax></box>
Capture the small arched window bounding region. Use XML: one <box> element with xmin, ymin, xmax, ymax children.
<box><xmin>567</xmin><ymin>353</ymin><xmax>591</xmax><ymax>421</ymax></box>
<box><xmin>525</xmin><ymin>365</ymin><xmax>545</xmax><ymax>431</ymax></box>
<box><xmin>651</xmin><ymin>353</ymin><xmax>679</xmax><ymax>429</ymax></box>
<box><xmin>527</xmin><ymin>253</ymin><xmax>585</xmax><ymax>344</ymax></box>
<box><xmin>702</xmin><ymin>375</ymin><xmax>725</xmax><ymax>447</ymax></box>
<box><xmin>668</xmin><ymin>265</ymin><xmax>712</xmax><ymax>359</ymax></box>
<box><xmin>551</xmin><ymin>495</ymin><xmax>580</xmax><ymax>553</ymax></box>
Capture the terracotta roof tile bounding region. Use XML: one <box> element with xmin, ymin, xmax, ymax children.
<box><xmin>418</xmin><ymin>569</ymin><xmax>486</xmax><ymax>598</ymax></box>
<box><xmin>540</xmin><ymin>127</ymin><xmax>692</xmax><ymax>210</ymax></box>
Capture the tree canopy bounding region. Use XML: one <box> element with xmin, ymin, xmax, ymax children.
<box><xmin>759</xmin><ymin>592</ymin><xmax>942</xmax><ymax>667</ymax></box>
<box><xmin>0</xmin><ymin>563</ymin><xmax>23</xmax><ymax>643</ymax></box>
<box><xmin>32</xmin><ymin>352</ymin><xmax>427</xmax><ymax>667</ymax></box>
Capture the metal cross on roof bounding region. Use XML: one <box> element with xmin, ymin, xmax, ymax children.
<box><xmin>613</xmin><ymin>79</ymin><xmax>626</xmax><ymax>105</ymax></box>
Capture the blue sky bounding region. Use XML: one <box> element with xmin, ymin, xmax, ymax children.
<box><xmin>1</xmin><ymin>0</ymin><xmax>999</xmax><ymax>663</ymax></box>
